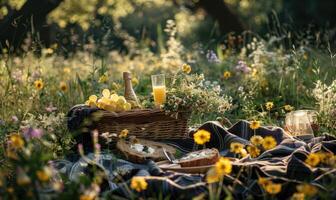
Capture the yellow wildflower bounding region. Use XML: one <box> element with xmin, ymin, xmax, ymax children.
<box><xmin>250</xmin><ymin>120</ymin><xmax>261</xmax><ymax>130</ymax></box>
<box><xmin>34</xmin><ymin>79</ymin><xmax>44</xmax><ymax>90</ymax></box>
<box><xmin>182</xmin><ymin>63</ymin><xmax>191</xmax><ymax>74</ymax></box>
<box><xmin>9</xmin><ymin>134</ymin><xmax>24</xmax><ymax>149</ymax></box>
<box><xmin>206</xmin><ymin>167</ymin><xmax>221</xmax><ymax>183</ymax></box>
<box><xmin>239</xmin><ymin>148</ymin><xmax>248</xmax><ymax>157</ymax></box>
<box><xmin>284</xmin><ymin>105</ymin><xmax>294</xmax><ymax>112</ymax></box>
<box><xmin>132</xmin><ymin>77</ymin><xmax>139</xmax><ymax>86</ymax></box>
<box><xmin>262</xmin><ymin>136</ymin><xmax>277</xmax><ymax>150</ymax></box>
<box><xmin>193</xmin><ymin>129</ymin><xmax>211</xmax><ymax>145</ymax></box>
<box><xmin>63</xmin><ymin>67</ymin><xmax>71</xmax><ymax>74</ymax></box>
<box><xmin>36</xmin><ymin>167</ymin><xmax>52</xmax><ymax>182</ymax></box>
<box><xmin>265</xmin><ymin>102</ymin><xmax>274</xmax><ymax>111</ymax></box>
<box><xmin>52</xmin><ymin>181</ymin><xmax>63</xmax><ymax>191</ymax></box>
<box><xmin>247</xmin><ymin>145</ymin><xmax>261</xmax><ymax>158</ymax></box>
<box><xmin>7</xmin><ymin>187</ymin><xmax>14</xmax><ymax>193</ymax></box>
<box><xmin>296</xmin><ymin>183</ymin><xmax>318</xmax><ymax>197</ymax></box>
<box><xmin>230</xmin><ymin>142</ymin><xmax>244</xmax><ymax>154</ymax></box>
<box><xmin>316</xmin><ymin>151</ymin><xmax>327</xmax><ymax>161</ymax></box>
<box><xmin>215</xmin><ymin>157</ymin><xmax>232</xmax><ymax>175</ymax></box>
<box><xmin>258</xmin><ymin>177</ymin><xmax>271</xmax><ymax>188</ymax></box>
<box><xmin>119</xmin><ymin>129</ymin><xmax>129</xmax><ymax>139</ymax></box>
<box><xmin>98</xmin><ymin>6</ymin><xmax>108</xmax><ymax>15</ymax></box>
<box><xmin>265</xmin><ymin>182</ymin><xmax>282</xmax><ymax>195</ymax></box>
<box><xmin>130</xmin><ymin>176</ymin><xmax>148</xmax><ymax>192</ymax></box>
<box><xmin>223</xmin><ymin>71</ymin><xmax>231</xmax><ymax>79</ymax></box>
<box><xmin>58</xmin><ymin>19</ymin><xmax>67</xmax><ymax>28</ymax></box>
<box><xmin>17</xmin><ymin>172</ymin><xmax>31</xmax><ymax>186</ymax></box>
<box><xmin>305</xmin><ymin>153</ymin><xmax>320</xmax><ymax>167</ymax></box>
<box><xmin>59</xmin><ymin>81</ymin><xmax>67</xmax><ymax>92</ymax></box>
<box><xmin>80</xmin><ymin>194</ymin><xmax>95</xmax><ymax>200</ymax></box>
<box><xmin>6</xmin><ymin>149</ymin><xmax>18</xmax><ymax>160</ymax></box>
<box><xmin>252</xmin><ymin>68</ymin><xmax>258</xmax><ymax>76</ymax></box>
<box><xmin>98</xmin><ymin>74</ymin><xmax>108</xmax><ymax>83</ymax></box>
<box><xmin>45</xmin><ymin>48</ymin><xmax>54</xmax><ymax>55</ymax></box>
<box><xmin>1</xmin><ymin>6</ymin><xmax>8</xmax><ymax>17</ymax></box>
<box><xmin>250</xmin><ymin>135</ymin><xmax>264</xmax><ymax>146</ymax></box>
<box><xmin>316</xmin><ymin>151</ymin><xmax>334</xmax><ymax>165</ymax></box>
<box><xmin>291</xmin><ymin>192</ymin><xmax>305</xmax><ymax>200</ymax></box>
<box><xmin>112</xmin><ymin>82</ymin><xmax>121</xmax><ymax>90</ymax></box>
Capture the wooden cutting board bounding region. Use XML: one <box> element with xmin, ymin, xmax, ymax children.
<box><xmin>117</xmin><ymin>138</ymin><xmax>177</xmax><ymax>163</ymax></box>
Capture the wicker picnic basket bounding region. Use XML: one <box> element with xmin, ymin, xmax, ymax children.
<box><xmin>93</xmin><ymin>108</ymin><xmax>190</xmax><ymax>140</ymax></box>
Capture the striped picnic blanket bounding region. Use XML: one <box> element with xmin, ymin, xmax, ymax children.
<box><xmin>54</xmin><ymin>105</ymin><xmax>336</xmax><ymax>199</ymax></box>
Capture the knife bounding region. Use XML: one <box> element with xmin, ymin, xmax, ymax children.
<box><xmin>162</xmin><ymin>148</ymin><xmax>178</xmax><ymax>164</ymax></box>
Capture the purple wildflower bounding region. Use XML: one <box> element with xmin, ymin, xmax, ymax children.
<box><xmin>31</xmin><ymin>71</ymin><xmax>41</xmax><ymax>80</ymax></box>
<box><xmin>78</xmin><ymin>144</ymin><xmax>84</xmax><ymax>155</ymax></box>
<box><xmin>95</xmin><ymin>144</ymin><xmax>101</xmax><ymax>152</ymax></box>
<box><xmin>23</xmin><ymin>127</ymin><xmax>44</xmax><ymax>139</ymax></box>
<box><xmin>12</xmin><ymin>70</ymin><xmax>23</xmax><ymax>83</ymax></box>
<box><xmin>11</xmin><ymin>116</ymin><xmax>19</xmax><ymax>123</ymax></box>
<box><xmin>206</xmin><ymin>50</ymin><xmax>220</xmax><ymax>63</ymax></box>
<box><xmin>45</xmin><ymin>104</ymin><xmax>57</xmax><ymax>113</ymax></box>
<box><xmin>235</xmin><ymin>61</ymin><xmax>251</xmax><ymax>73</ymax></box>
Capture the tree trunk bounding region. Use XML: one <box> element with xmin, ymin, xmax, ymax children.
<box><xmin>196</xmin><ymin>0</ymin><xmax>245</xmax><ymax>34</ymax></box>
<box><xmin>0</xmin><ymin>0</ymin><xmax>63</xmax><ymax>50</ymax></box>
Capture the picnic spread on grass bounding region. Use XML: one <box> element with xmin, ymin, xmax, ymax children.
<box><xmin>47</xmin><ymin>70</ymin><xmax>336</xmax><ymax>199</ymax></box>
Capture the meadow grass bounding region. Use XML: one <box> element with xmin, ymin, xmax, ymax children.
<box><xmin>0</xmin><ymin>26</ymin><xmax>335</xmax><ymax>199</ymax></box>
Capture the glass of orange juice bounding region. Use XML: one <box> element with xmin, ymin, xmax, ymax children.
<box><xmin>151</xmin><ymin>74</ymin><xmax>166</xmax><ymax>107</ymax></box>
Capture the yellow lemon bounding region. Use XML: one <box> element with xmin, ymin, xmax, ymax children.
<box><xmin>116</xmin><ymin>104</ymin><xmax>125</xmax><ymax>112</ymax></box>
<box><xmin>97</xmin><ymin>99</ymin><xmax>106</xmax><ymax>109</ymax></box>
<box><xmin>117</xmin><ymin>96</ymin><xmax>127</xmax><ymax>105</ymax></box>
<box><xmin>105</xmin><ymin>104</ymin><xmax>116</xmax><ymax>112</ymax></box>
<box><xmin>124</xmin><ymin>102</ymin><xmax>132</xmax><ymax>111</ymax></box>
<box><xmin>89</xmin><ymin>95</ymin><xmax>98</xmax><ymax>102</ymax></box>
<box><xmin>102</xmin><ymin>89</ymin><xmax>110</xmax><ymax>98</ymax></box>
<box><xmin>101</xmin><ymin>97</ymin><xmax>110</xmax><ymax>104</ymax></box>
<box><xmin>110</xmin><ymin>94</ymin><xmax>119</xmax><ymax>103</ymax></box>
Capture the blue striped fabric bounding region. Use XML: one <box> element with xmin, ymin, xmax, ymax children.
<box><xmin>60</xmin><ymin>105</ymin><xmax>336</xmax><ymax>199</ymax></box>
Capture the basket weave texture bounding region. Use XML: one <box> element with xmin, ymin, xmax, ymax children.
<box><xmin>94</xmin><ymin>108</ymin><xmax>190</xmax><ymax>140</ymax></box>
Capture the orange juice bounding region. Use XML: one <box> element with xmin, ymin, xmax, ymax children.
<box><xmin>153</xmin><ymin>85</ymin><xmax>166</xmax><ymax>106</ymax></box>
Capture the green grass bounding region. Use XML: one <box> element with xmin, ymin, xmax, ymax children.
<box><xmin>0</xmin><ymin>32</ymin><xmax>335</xmax><ymax>199</ymax></box>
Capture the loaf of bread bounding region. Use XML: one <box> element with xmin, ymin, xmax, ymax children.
<box><xmin>177</xmin><ymin>148</ymin><xmax>220</xmax><ymax>167</ymax></box>
<box><xmin>116</xmin><ymin>138</ymin><xmax>176</xmax><ymax>163</ymax></box>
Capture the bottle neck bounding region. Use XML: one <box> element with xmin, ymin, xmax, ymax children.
<box><xmin>123</xmin><ymin>72</ymin><xmax>133</xmax><ymax>91</ymax></box>
<box><xmin>124</xmin><ymin>77</ymin><xmax>133</xmax><ymax>90</ymax></box>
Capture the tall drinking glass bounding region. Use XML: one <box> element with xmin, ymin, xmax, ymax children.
<box><xmin>151</xmin><ymin>74</ymin><xmax>166</xmax><ymax>107</ymax></box>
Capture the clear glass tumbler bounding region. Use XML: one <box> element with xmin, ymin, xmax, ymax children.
<box><xmin>151</xmin><ymin>74</ymin><xmax>166</xmax><ymax>107</ymax></box>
